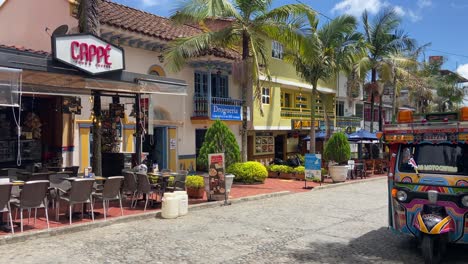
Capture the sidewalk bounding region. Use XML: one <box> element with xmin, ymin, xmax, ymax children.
<box><xmin>0</xmin><ymin>173</ymin><xmax>386</xmax><ymax>237</ymax></box>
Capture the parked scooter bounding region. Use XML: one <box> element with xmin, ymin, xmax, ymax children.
<box><xmin>269</xmin><ymin>155</ymin><xmax>302</xmax><ymax>167</ymax></box>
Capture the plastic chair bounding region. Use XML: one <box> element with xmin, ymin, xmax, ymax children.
<box><xmin>347</xmin><ymin>160</ymin><xmax>355</xmax><ymax>179</ymax></box>
<box><xmin>48</xmin><ymin>172</ymin><xmax>71</xmax><ymax>209</ymax></box>
<box><xmin>10</xmin><ymin>180</ymin><xmax>50</xmax><ymax>232</ymax></box>
<box><xmin>122</xmin><ymin>171</ymin><xmax>138</xmax><ymax>208</ymax></box>
<box><xmin>135</xmin><ymin>173</ymin><xmax>160</xmax><ymax>211</ymax></box>
<box><xmin>93</xmin><ymin>176</ymin><xmax>124</xmax><ymax>220</ymax></box>
<box><xmin>0</xmin><ymin>183</ymin><xmax>14</xmax><ymax>234</ymax></box>
<box><xmin>56</xmin><ymin>178</ymin><xmax>95</xmax><ymax>225</ymax></box>
<box><xmin>161</xmin><ymin>169</ymin><xmax>172</xmax><ymax>174</ymax></box>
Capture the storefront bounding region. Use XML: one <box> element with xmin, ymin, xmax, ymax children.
<box><xmin>0</xmin><ymin>33</ymin><xmax>186</xmax><ymax>174</ymax></box>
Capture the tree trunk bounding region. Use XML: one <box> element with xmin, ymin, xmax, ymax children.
<box><xmin>309</xmin><ymin>83</ymin><xmax>318</xmax><ymax>154</ymax></box>
<box><xmin>378</xmin><ymin>94</ymin><xmax>383</xmax><ymax>131</ymax></box>
<box><xmin>369</xmin><ymin>69</ymin><xmax>377</xmax><ymax>133</ymax></box>
<box><xmin>79</xmin><ymin>0</ymin><xmax>102</xmax><ymax>175</ymax></box>
<box><xmin>391</xmin><ymin>68</ymin><xmax>398</xmax><ymax>122</ymax></box>
<box><xmin>240</xmin><ymin>32</ymin><xmax>250</xmax><ymax>162</ymax></box>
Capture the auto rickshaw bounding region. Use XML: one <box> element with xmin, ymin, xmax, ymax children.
<box><xmin>384</xmin><ymin>108</ymin><xmax>468</xmax><ymax>264</ymax></box>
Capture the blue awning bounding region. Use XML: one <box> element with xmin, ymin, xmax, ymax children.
<box><xmin>348</xmin><ymin>129</ymin><xmax>378</xmax><ymax>141</ymax></box>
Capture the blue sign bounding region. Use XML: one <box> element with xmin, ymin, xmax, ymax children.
<box><xmin>305</xmin><ymin>154</ymin><xmax>321</xmax><ymax>180</ymax></box>
<box><xmin>211</xmin><ymin>104</ymin><xmax>242</xmax><ymax>121</ymax></box>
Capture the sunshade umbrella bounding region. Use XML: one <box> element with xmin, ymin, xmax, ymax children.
<box><xmin>348</xmin><ymin>129</ymin><xmax>378</xmax><ymax>141</ymax></box>
<box><xmin>303</xmin><ymin>131</ymin><xmax>326</xmax><ymax>141</ymax></box>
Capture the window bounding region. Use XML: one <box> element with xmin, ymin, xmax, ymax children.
<box><xmin>281</xmin><ymin>92</ymin><xmax>291</xmax><ymax>108</ymax></box>
<box><xmin>194</xmin><ymin>72</ymin><xmax>228</xmax><ymax>98</ymax></box>
<box><xmin>355</xmin><ymin>104</ymin><xmax>363</xmax><ymax>118</ymax></box>
<box><xmin>262</xmin><ymin>87</ymin><xmax>270</xmax><ymax>104</ymax></box>
<box><xmin>295</xmin><ymin>93</ymin><xmax>308</xmax><ymax>108</ymax></box>
<box><xmin>272</xmin><ymin>41</ymin><xmax>284</xmax><ymax>59</ymax></box>
<box><xmin>398</xmin><ymin>144</ymin><xmax>468</xmax><ymax>175</ymax></box>
<box><xmin>336</xmin><ymin>101</ymin><xmax>344</xmax><ymax>116</ymax></box>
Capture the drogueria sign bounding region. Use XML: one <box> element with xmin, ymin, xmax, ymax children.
<box><xmin>52</xmin><ymin>34</ymin><xmax>125</xmax><ymax>75</ymax></box>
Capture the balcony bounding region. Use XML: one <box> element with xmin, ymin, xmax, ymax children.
<box><xmin>192</xmin><ymin>96</ymin><xmax>243</xmax><ymax>123</ymax></box>
<box><xmin>280</xmin><ymin>107</ymin><xmax>333</xmax><ymax>120</ymax></box>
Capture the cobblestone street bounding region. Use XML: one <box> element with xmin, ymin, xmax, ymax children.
<box><xmin>0</xmin><ymin>178</ymin><xmax>466</xmax><ymax>263</ymax></box>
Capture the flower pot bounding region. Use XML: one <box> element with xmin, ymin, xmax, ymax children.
<box><xmin>187</xmin><ymin>187</ymin><xmax>204</xmax><ymax>199</ymax></box>
<box><xmin>329</xmin><ymin>165</ymin><xmax>348</xmax><ymax>183</ymax></box>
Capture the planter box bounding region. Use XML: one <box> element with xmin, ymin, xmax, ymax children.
<box><xmin>295</xmin><ymin>173</ymin><xmax>305</xmax><ymax>180</ymax></box>
<box><xmin>187</xmin><ymin>187</ymin><xmax>204</xmax><ymax>199</ymax></box>
<box><xmin>268</xmin><ymin>171</ymin><xmax>279</xmax><ymax>178</ymax></box>
<box><xmin>279</xmin><ymin>172</ymin><xmax>295</xmax><ymax>179</ymax></box>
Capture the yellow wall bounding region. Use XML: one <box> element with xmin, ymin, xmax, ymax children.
<box><xmin>78</xmin><ymin>126</ymin><xmax>90</xmax><ymax>173</ymax></box>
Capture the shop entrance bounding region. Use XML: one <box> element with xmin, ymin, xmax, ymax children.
<box><xmin>143</xmin><ymin>126</ymin><xmax>177</xmax><ymax>171</ymax></box>
<box><xmin>274</xmin><ymin>135</ymin><xmax>285</xmax><ymax>160</ymax></box>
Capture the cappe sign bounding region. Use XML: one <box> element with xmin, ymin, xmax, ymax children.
<box><xmin>52</xmin><ymin>34</ymin><xmax>125</xmax><ymax>75</ymax></box>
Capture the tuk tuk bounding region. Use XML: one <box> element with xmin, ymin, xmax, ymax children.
<box><xmin>384</xmin><ymin>108</ymin><xmax>468</xmax><ymax>264</ymax></box>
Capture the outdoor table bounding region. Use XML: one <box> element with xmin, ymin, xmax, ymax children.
<box><xmin>147</xmin><ymin>172</ymin><xmax>172</xmax><ymax>193</ymax></box>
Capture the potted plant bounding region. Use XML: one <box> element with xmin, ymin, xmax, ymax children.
<box><xmin>293</xmin><ymin>166</ymin><xmax>305</xmax><ymax>180</ymax></box>
<box><xmin>227</xmin><ymin>161</ymin><xmax>268</xmax><ymax>184</ymax></box>
<box><xmin>185</xmin><ymin>175</ymin><xmax>205</xmax><ymax>199</ymax></box>
<box><xmin>323</xmin><ymin>132</ymin><xmax>351</xmax><ymax>183</ymax></box>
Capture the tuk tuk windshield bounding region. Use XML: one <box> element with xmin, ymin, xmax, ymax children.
<box><xmin>398</xmin><ymin>143</ymin><xmax>468</xmax><ymax>175</ymax></box>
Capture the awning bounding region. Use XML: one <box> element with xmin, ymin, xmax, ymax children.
<box><xmin>19</xmin><ymin>70</ymin><xmax>187</xmax><ymax>96</ymax></box>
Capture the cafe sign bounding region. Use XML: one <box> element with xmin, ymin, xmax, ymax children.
<box><xmin>52</xmin><ymin>34</ymin><xmax>125</xmax><ymax>75</ymax></box>
<box><xmin>291</xmin><ymin>119</ymin><xmax>319</xmax><ymax>130</ymax></box>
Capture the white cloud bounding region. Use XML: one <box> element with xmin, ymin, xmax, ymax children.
<box><xmin>417</xmin><ymin>0</ymin><xmax>432</xmax><ymax>9</ymax></box>
<box><xmin>141</xmin><ymin>0</ymin><xmax>167</xmax><ymax>7</ymax></box>
<box><xmin>457</xmin><ymin>64</ymin><xmax>468</xmax><ymax>79</ymax></box>
<box><xmin>394</xmin><ymin>6</ymin><xmax>405</xmax><ymax>16</ymax></box>
<box><xmin>407</xmin><ymin>10</ymin><xmax>422</xmax><ymax>22</ymax></box>
<box><xmin>331</xmin><ymin>0</ymin><xmax>389</xmax><ymax>17</ymax></box>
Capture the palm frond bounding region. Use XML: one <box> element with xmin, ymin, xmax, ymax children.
<box><xmin>171</xmin><ymin>0</ymin><xmax>240</xmax><ymax>24</ymax></box>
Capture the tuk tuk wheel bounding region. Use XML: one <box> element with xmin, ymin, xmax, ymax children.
<box><xmin>421</xmin><ymin>234</ymin><xmax>445</xmax><ymax>264</ymax></box>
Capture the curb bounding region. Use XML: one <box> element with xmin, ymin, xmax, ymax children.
<box><xmin>313</xmin><ymin>176</ymin><xmax>386</xmax><ymax>191</ymax></box>
<box><xmin>0</xmin><ymin>191</ymin><xmax>292</xmax><ymax>245</ymax></box>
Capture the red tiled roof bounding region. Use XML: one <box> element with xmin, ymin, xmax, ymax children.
<box><xmin>0</xmin><ymin>44</ymin><xmax>49</xmax><ymax>56</ymax></box>
<box><xmin>99</xmin><ymin>0</ymin><xmax>202</xmax><ymax>40</ymax></box>
<box><xmin>99</xmin><ymin>0</ymin><xmax>240</xmax><ymax>60</ymax></box>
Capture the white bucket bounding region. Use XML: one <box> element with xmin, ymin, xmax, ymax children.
<box><xmin>161</xmin><ymin>192</ymin><xmax>179</xmax><ymax>219</ymax></box>
<box><xmin>174</xmin><ymin>191</ymin><xmax>188</xmax><ymax>216</ymax></box>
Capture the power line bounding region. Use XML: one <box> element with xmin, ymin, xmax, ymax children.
<box><xmin>295</xmin><ymin>0</ymin><xmax>332</xmax><ymax>21</ymax></box>
<box><xmin>427</xmin><ymin>48</ymin><xmax>468</xmax><ymax>59</ymax></box>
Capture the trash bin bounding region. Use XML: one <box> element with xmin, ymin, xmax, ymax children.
<box><xmin>174</xmin><ymin>191</ymin><xmax>188</xmax><ymax>216</ymax></box>
<box><xmin>161</xmin><ymin>192</ymin><xmax>179</xmax><ymax>219</ymax></box>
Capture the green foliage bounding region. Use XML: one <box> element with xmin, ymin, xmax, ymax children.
<box><xmin>197</xmin><ymin>120</ymin><xmax>241</xmax><ymax>169</ymax></box>
<box><xmin>268</xmin><ymin>165</ymin><xmax>282</xmax><ymax>172</ymax></box>
<box><xmin>275</xmin><ymin>165</ymin><xmax>294</xmax><ymax>173</ymax></box>
<box><xmin>185</xmin><ymin>175</ymin><xmax>204</xmax><ymax>189</ymax></box>
<box><xmin>227</xmin><ymin>161</ymin><xmax>268</xmax><ymax>183</ymax></box>
<box><xmin>323</xmin><ymin>132</ymin><xmax>351</xmax><ymax>165</ymax></box>
<box><xmin>296</xmin><ymin>154</ymin><xmax>305</xmax><ymax>164</ymax></box>
<box><xmin>148</xmin><ymin>175</ymin><xmax>175</xmax><ymax>186</ymax></box>
<box><xmin>293</xmin><ymin>166</ymin><xmax>305</xmax><ymax>174</ymax></box>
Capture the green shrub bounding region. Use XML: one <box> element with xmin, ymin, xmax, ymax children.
<box><xmin>297</xmin><ymin>154</ymin><xmax>305</xmax><ymax>164</ymax></box>
<box><xmin>227</xmin><ymin>161</ymin><xmax>268</xmax><ymax>183</ymax></box>
<box><xmin>293</xmin><ymin>166</ymin><xmax>305</xmax><ymax>174</ymax></box>
<box><xmin>276</xmin><ymin>165</ymin><xmax>293</xmax><ymax>173</ymax></box>
<box><xmin>186</xmin><ymin>175</ymin><xmax>204</xmax><ymax>189</ymax></box>
<box><xmin>323</xmin><ymin>132</ymin><xmax>351</xmax><ymax>165</ymax></box>
<box><xmin>197</xmin><ymin>120</ymin><xmax>241</xmax><ymax>170</ymax></box>
<box><xmin>269</xmin><ymin>164</ymin><xmax>282</xmax><ymax>172</ymax></box>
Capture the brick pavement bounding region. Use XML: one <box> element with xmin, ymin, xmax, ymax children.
<box><xmin>0</xmin><ymin>174</ymin><xmax>386</xmax><ymax>235</ymax></box>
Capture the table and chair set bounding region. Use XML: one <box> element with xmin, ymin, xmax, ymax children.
<box><xmin>0</xmin><ymin>167</ymin><xmax>188</xmax><ymax>234</ymax></box>
<box><xmin>346</xmin><ymin>159</ymin><xmax>389</xmax><ymax>180</ymax></box>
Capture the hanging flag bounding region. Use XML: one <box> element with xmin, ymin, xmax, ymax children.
<box><xmin>408</xmin><ymin>157</ymin><xmax>418</xmax><ymax>169</ymax></box>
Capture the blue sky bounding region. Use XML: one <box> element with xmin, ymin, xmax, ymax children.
<box><xmin>114</xmin><ymin>0</ymin><xmax>468</xmax><ymax>78</ymax></box>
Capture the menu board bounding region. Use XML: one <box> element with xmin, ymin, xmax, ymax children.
<box><xmin>254</xmin><ymin>136</ymin><xmax>274</xmax><ymax>155</ymax></box>
<box><xmin>208</xmin><ymin>153</ymin><xmax>225</xmax><ymax>199</ymax></box>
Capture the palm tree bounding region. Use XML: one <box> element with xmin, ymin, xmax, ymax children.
<box><xmin>166</xmin><ymin>0</ymin><xmax>313</xmax><ymax>161</ymax></box>
<box><xmin>359</xmin><ymin>8</ymin><xmax>415</xmax><ymax>132</ymax></box>
<box><xmin>285</xmin><ymin>14</ymin><xmax>362</xmax><ymax>154</ymax></box>
<box><xmin>78</xmin><ymin>0</ymin><xmax>102</xmax><ymax>176</ymax></box>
